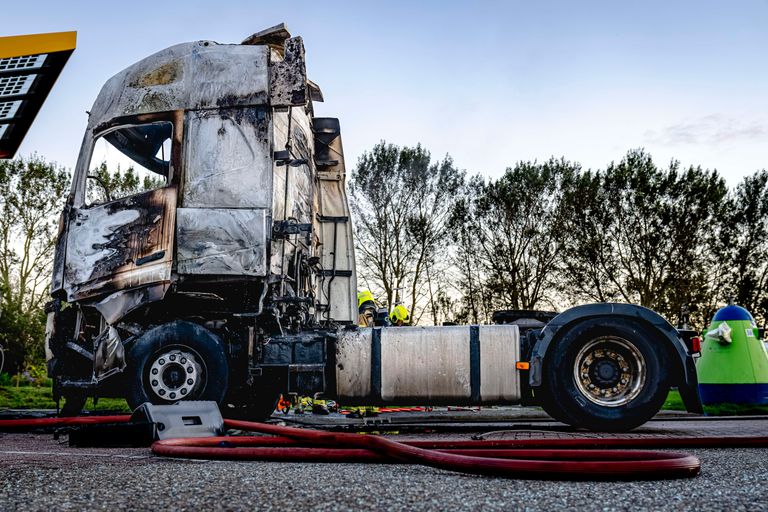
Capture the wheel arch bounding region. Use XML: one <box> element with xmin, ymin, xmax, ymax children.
<box><xmin>125</xmin><ymin>319</ymin><xmax>229</xmax><ymax>407</ymax></box>
<box><xmin>529</xmin><ymin>303</ymin><xmax>703</xmax><ymax>414</ymax></box>
<box><xmin>127</xmin><ymin>319</ymin><xmax>225</xmax><ymax>352</ymax></box>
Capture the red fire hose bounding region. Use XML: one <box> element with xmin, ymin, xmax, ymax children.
<box><xmin>2</xmin><ymin>415</ymin><xmax>767</xmax><ymax>480</ymax></box>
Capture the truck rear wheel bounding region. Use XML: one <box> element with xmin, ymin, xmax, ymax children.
<box><xmin>538</xmin><ymin>317</ymin><xmax>670</xmax><ymax>431</ymax></box>
<box><xmin>125</xmin><ymin>321</ymin><xmax>228</xmax><ymax>411</ymax></box>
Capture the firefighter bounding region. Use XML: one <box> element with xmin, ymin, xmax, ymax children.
<box><xmin>358</xmin><ymin>290</ymin><xmax>378</xmax><ymax>327</ymax></box>
<box><xmin>389</xmin><ymin>304</ymin><xmax>411</xmax><ymax>326</ymax></box>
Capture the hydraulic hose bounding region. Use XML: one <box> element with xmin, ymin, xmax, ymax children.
<box><xmin>2</xmin><ymin>415</ymin><xmax>766</xmax><ymax>480</ymax></box>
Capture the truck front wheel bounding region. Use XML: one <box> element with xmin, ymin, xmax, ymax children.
<box><xmin>538</xmin><ymin>317</ymin><xmax>670</xmax><ymax>431</ymax></box>
<box><xmin>125</xmin><ymin>321</ymin><xmax>229</xmax><ymax>410</ymax></box>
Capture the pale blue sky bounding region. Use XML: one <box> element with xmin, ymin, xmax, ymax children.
<box><xmin>4</xmin><ymin>0</ymin><xmax>768</xmax><ymax>184</ymax></box>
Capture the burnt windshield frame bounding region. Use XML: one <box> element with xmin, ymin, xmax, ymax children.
<box><xmin>103</xmin><ymin>123</ymin><xmax>172</xmax><ymax>177</ymax></box>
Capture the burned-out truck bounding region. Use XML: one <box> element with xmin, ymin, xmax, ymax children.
<box><xmin>44</xmin><ymin>24</ymin><xmax>703</xmax><ymax>430</ymax></box>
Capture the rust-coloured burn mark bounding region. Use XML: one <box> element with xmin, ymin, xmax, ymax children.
<box><xmin>64</xmin><ymin>186</ymin><xmax>177</xmax><ymax>301</ymax></box>
<box><xmin>130</xmin><ymin>61</ymin><xmax>183</xmax><ymax>88</ymax></box>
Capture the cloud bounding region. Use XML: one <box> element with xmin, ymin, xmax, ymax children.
<box><xmin>644</xmin><ymin>114</ymin><xmax>767</xmax><ymax>146</ymax></box>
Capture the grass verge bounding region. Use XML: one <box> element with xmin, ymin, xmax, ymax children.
<box><xmin>2</xmin><ymin>386</ymin><xmax>766</xmax><ymax>416</ymax></box>
<box><xmin>0</xmin><ymin>385</ymin><xmax>130</xmax><ymax>412</ymax></box>
<box><xmin>663</xmin><ymin>388</ymin><xmax>768</xmax><ymax>415</ymax></box>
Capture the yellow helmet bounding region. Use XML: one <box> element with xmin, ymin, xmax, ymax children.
<box><xmin>357</xmin><ymin>290</ymin><xmax>376</xmax><ymax>310</ymax></box>
<box><xmin>389</xmin><ymin>304</ymin><xmax>410</xmax><ymax>325</ymax></box>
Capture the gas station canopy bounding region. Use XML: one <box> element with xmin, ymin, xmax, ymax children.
<box><xmin>0</xmin><ymin>31</ymin><xmax>76</xmax><ymax>159</ymax></box>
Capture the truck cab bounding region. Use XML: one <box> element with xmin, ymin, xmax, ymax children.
<box><xmin>46</xmin><ymin>24</ymin><xmax>355</xmax><ymax>416</ymax></box>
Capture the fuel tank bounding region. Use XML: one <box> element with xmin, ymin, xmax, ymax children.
<box><xmin>335</xmin><ymin>325</ymin><xmax>521</xmax><ymax>405</ymax></box>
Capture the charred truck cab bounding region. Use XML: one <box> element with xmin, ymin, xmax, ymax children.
<box><xmin>45</xmin><ymin>25</ymin><xmax>703</xmax><ymax>430</ymax></box>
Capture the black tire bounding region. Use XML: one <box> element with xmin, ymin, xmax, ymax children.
<box><xmin>125</xmin><ymin>321</ymin><xmax>229</xmax><ymax>411</ymax></box>
<box><xmin>538</xmin><ymin>317</ymin><xmax>670</xmax><ymax>432</ymax></box>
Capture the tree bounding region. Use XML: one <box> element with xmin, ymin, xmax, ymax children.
<box><xmin>86</xmin><ymin>161</ymin><xmax>165</xmax><ymax>205</ymax></box>
<box><xmin>453</xmin><ymin>158</ymin><xmax>578</xmax><ymax>317</ymax></box>
<box><xmin>0</xmin><ymin>155</ymin><xmax>70</xmax><ymax>372</ymax></box>
<box><xmin>349</xmin><ymin>142</ymin><xmax>464</xmax><ymax>324</ymax></box>
<box><xmin>447</xmin><ymin>176</ymin><xmax>494</xmax><ymax>323</ymax></box>
<box><xmin>722</xmin><ymin>170</ymin><xmax>768</xmax><ymax>327</ymax></box>
<box><xmin>559</xmin><ymin>149</ymin><xmax>728</xmax><ymax>327</ymax></box>
<box><xmin>557</xmin><ymin>169</ymin><xmax>617</xmax><ymax>303</ymax></box>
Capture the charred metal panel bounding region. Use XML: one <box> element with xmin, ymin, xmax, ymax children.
<box><xmin>271</xmin><ymin>108</ymin><xmax>314</xmax><ymax>220</ymax></box>
<box><xmin>269</xmin><ymin>37</ymin><xmax>307</xmax><ymax>107</ymax></box>
<box><xmin>479</xmin><ymin>325</ymin><xmax>521</xmax><ymax>401</ymax></box>
<box><xmin>93</xmin><ymin>283</ymin><xmax>168</xmax><ymax>325</ymax></box>
<box><xmin>242</xmin><ymin>23</ymin><xmax>291</xmax><ymax>49</ymax></box>
<box><xmin>312</xmin><ymin>118</ymin><xmax>357</xmax><ymax>323</ymax></box>
<box><xmin>50</xmin><ymin>207</ymin><xmax>69</xmax><ymax>295</ymax></box>
<box><xmin>381</xmin><ymin>326</ymin><xmax>472</xmax><ymax>401</ymax></box>
<box><xmin>335</xmin><ymin>328</ymin><xmax>373</xmax><ymax>399</ymax></box>
<box><xmin>182</xmin><ymin>108</ymin><xmax>272</xmax><ymax>208</ymax></box>
<box><xmin>63</xmin><ymin>187</ymin><xmax>176</xmax><ymax>301</ymax></box>
<box><xmin>87</xmin><ymin>42</ymin><xmax>270</xmax><ymax>132</ymax></box>
<box><xmin>93</xmin><ymin>326</ymin><xmax>125</xmax><ymax>380</ymax></box>
<box><xmin>270</xmin><ymin>108</ymin><xmax>314</xmax><ymax>276</ymax></box>
<box><xmin>176</xmin><ymin>208</ymin><xmax>267</xmax><ymax>276</ymax></box>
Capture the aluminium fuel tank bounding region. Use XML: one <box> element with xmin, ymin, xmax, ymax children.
<box><xmin>335</xmin><ymin>325</ymin><xmax>521</xmax><ymax>405</ymax></box>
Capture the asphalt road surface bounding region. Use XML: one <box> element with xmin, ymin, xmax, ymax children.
<box><xmin>1</xmin><ymin>413</ymin><xmax>767</xmax><ymax>511</ymax></box>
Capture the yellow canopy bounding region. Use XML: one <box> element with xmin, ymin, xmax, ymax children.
<box><xmin>0</xmin><ymin>31</ymin><xmax>76</xmax><ymax>158</ymax></box>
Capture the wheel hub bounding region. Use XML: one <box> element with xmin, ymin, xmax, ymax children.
<box><xmin>591</xmin><ymin>359</ymin><xmax>620</xmax><ymax>386</ymax></box>
<box><xmin>148</xmin><ymin>349</ymin><xmax>202</xmax><ymax>401</ymax></box>
<box><xmin>573</xmin><ymin>337</ymin><xmax>646</xmax><ymax>407</ymax></box>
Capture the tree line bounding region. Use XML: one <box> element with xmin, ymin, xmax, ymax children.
<box><xmin>351</xmin><ymin>143</ymin><xmax>768</xmax><ymax>330</ymax></box>
<box><xmin>1</xmin><ymin>147</ymin><xmax>766</xmax><ymax>374</ymax></box>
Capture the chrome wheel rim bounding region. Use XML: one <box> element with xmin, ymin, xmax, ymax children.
<box><xmin>148</xmin><ymin>348</ymin><xmax>204</xmax><ymax>402</ymax></box>
<box><xmin>573</xmin><ymin>336</ymin><xmax>646</xmax><ymax>407</ymax></box>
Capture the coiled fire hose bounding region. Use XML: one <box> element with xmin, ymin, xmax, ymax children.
<box><xmin>2</xmin><ymin>415</ymin><xmax>767</xmax><ymax>480</ymax></box>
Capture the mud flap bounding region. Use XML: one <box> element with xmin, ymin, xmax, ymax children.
<box><xmin>677</xmin><ymin>357</ymin><xmax>705</xmax><ymax>414</ymax></box>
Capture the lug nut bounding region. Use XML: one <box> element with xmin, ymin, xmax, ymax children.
<box><xmin>170</xmin><ymin>392</ymin><xmax>176</xmax><ymax>399</ymax></box>
<box><xmin>159</xmin><ymin>358</ymin><xmax>165</xmax><ymax>365</ymax></box>
<box><xmin>181</xmin><ymin>388</ymin><xmax>187</xmax><ymax>395</ymax></box>
<box><xmin>170</xmin><ymin>355</ymin><xmax>176</xmax><ymax>361</ymax></box>
<box><xmin>181</xmin><ymin>358</ymin><xmax>187</xmax><ymax>364</ymax></box>
<box><xmin>151</xmin><ymin>368</ymin><xmax>158</xmax><ymax>375</ymax></box>
<box><xmin>151</xmin><ymin>380</ymin><xmax>158</xmax><ymax>386</ymax></box>
<box><xmin>187</xmin><ymin>379</ymin><xmax>194</xmax><ymax>385</ymax></box>
<box><xmin>159</xmin><ymin>389</ymin><xmax>166</xmax><ymax>396</ymax></box>
<box><xmin>187</xmin><ymin>367</ymin><xmax>194</xmax><ymax>374</ymax></box>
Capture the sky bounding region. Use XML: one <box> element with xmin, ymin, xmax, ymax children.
<box><xmin>4</xmin><ymin>0</ymin><xmax>768</xmax><ymax>185</ymax></box>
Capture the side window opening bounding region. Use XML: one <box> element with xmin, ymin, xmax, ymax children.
<box><xmin>86</xmin><ymin>121</ymin><xmax>172</xmax><ymax>207</ymax></box>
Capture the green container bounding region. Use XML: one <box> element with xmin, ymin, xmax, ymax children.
<box><xmin>697</xmin><ymin>305</ymin><xmax>768</xmax><ymax>405</ymax></box>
